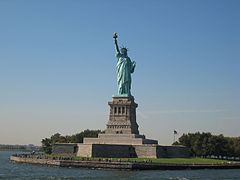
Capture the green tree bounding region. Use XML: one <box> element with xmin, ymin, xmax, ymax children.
<box><xmin>174</xmin><ymin>132</ymin><xmax>240</xmax><ymax>158</ymax></box>
<box><xmin>41</xmin><ymin>138</ymin><xmax>52</xmax><ymax>154</ymax></box>
<box><xmin>233</xmin><ymin>137</ymin><xmax>240</xmax><ymax>157</ymax></box>
<box><xmin>41</xmin><ymin>129</ymin><xmax>102</xmax><ymax>154</ymax></box>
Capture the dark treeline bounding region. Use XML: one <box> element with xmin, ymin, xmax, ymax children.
<box><xmin>41</xmin><ymin>129</ymin><xmax>102</xmax><ymax>154</ymax></box>
<box><xmin>0</xmin><ymin>144</ymin><xmax>26</xmax><ymax>150</ymax></box>
<box><xmin>173</xmin><ymin>132</ymin><xmax>240</xmax><ymax>158</ymax></box>
<box><xmin>0</xmin><ymin>144</ymin><xmax>39</xmax><ymax>151</ymax></box>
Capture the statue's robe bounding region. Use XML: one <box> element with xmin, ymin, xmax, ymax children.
<box><xmin>116</xmin><ymin>53</ymin><xmax>135</xmax><ymax>96</ymax></box>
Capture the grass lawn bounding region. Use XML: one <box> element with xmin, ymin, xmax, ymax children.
<box><xmin>72</xmin><ymin>157</ymin><xmax>237</xmax><ymax>165</ymax></box>
<box><xmin>122</xmin><ymin>157</ymin><xmax>232</xmax><ymax>164</ymax></box>
<box><xmin>46</xmin><ymin>154</ymin><xmax>239</xmax><ymax>165</ymax></box>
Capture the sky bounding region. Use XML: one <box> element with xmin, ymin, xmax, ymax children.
<box><xmin>0</xmin><ymin>0</ymin><xmax>239</xmax><ymax>145</ymax></box>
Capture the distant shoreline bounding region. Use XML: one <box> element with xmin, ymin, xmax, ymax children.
<box><xmin>0</xmin><ymin>144</ymin><xmax>39</xmax><ymax>152</ymax></box>
<box><xmin>0</xmin><ymin>149</ymin><xmax>32</xmax><ymax>152</ymax></box>
<box><xmin>10</xmin><ymin>155</ymin><xmax>240</xmax><ymax>170</ymax></box>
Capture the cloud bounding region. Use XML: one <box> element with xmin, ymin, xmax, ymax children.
<box><xmin>137</xmin><ymin>109</ymin><xmax>226</xmax><ymax>119</ymax></box>
<box><xmin>219</xmin><ymin>117</ymin><xmax>239</xmax><ymax>120</ymax></box>
<box><xmin>149</xmin><ymin>109</ymin><xmax>225</xmax><ymax>114</ymax></box>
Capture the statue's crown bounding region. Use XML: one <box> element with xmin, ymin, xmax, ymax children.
<box><xmin>120</xmin><ymin>46</ymin><xmax>128</xmax><ymax>51</ymax></box>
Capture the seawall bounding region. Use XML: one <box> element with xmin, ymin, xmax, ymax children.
<box><xmin>10</xmin><ymin>156</ymin><xmax>60</xmax><ymax>166</ymax></box>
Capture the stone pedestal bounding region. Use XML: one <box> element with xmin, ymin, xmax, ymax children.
<box><xmin>83</xmin><ymin>96</ymin><xmax>158</xmax><ymax>145</ymax></box>
<box><xmin>53</xmin><ymin>96</ymin><xmax>191</xmax><ymax>158</ymax></box>
<box><xmin>106</xmin><ymin>96</ymin><xmax>139</xmax><ymax>135</ymax></box>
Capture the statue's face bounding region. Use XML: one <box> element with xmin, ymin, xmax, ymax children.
<box><xmin>121</xmin><ymin>48</ymin><xmax>127</xmax><ymax>56</ymax></box>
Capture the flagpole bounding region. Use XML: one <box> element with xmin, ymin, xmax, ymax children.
<box><xmin>173</xmin><ymin>130</ymin><xmax>177</xmax><ymax>144</ymax></box>
<box><xmin>173</xmin><ymin>131</ymin><xmax>175</xmax><ymax>144</ymax></box>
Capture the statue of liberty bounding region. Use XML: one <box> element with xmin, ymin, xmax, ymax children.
<box><xmin>113</xmin><ymin>32</ymin><xmax>136</xmax><ymax>96</ymax></box>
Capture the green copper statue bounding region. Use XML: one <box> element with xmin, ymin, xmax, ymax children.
<box><xmin>113</xmin><ymin>32</ymin><xmax>136</xmax><ymax>96</ymax></box>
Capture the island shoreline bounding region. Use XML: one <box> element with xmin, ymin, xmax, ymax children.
<box><xmin>10</xmin><ymin>155</ymin><xmax>240</xmax><ymax>170</ymax></box>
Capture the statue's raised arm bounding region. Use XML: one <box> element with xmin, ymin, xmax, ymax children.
<box><xmin>113</xmin><ymin>32</ymin><xmax>120</xmax><ymax>55</ymax></box>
